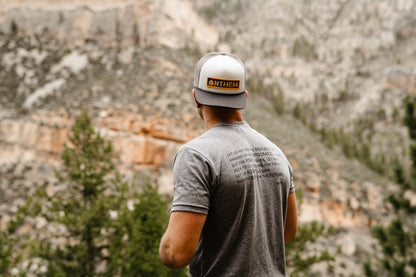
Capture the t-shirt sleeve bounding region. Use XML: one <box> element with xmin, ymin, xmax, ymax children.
<box><xmin>171</xmin><ymin>147</ymin><xmax>213</xmax><ymax>214</ymax></box>
<box><xmin>289</xmin><ymin>164</ymin><xmax>295</xmax><ymax>194</ymax></box>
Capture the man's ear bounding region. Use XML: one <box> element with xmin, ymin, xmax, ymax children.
<box><xmin>245</xmin><ymin>90</ymin><xmax>248</xmax><ymax>98</ymax></box>
<box><xmin>193</xmin><ymin>89</ymin><xmax>201</xmax><ymax>108</ymax></box>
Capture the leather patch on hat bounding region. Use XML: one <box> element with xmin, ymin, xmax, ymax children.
<box><xmin>207</xmin><ymin>77</ymin><xmax>240</xmax><ymax>90</ymax></box>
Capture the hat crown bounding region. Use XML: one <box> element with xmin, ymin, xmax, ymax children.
<box><xmin>194</xmin><ymin>53</ymin><xmax>246</xmax><ymax>95</ymax></box>
<box><xmin>193</xmin><ymin>52</ymin><xmax>247</xmax><ymax>109</ymax></box>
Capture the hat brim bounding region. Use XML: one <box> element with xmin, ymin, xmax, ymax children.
<box><xmin>194</xmin><ymin>88</ymin><xmax>246</xmax><ymax>109</ymax></box>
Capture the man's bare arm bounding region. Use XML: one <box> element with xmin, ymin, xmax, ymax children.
<box><xmin>159</xmin><ymin>211</ymin><xmax>207</xmax><ymax>269</ymax></box>
<box><xmin>284</xmin><ymin>192</ymin><xmax>297</xmax><ymax>242</ymax></box>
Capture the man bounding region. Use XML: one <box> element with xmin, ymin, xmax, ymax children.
<box><xmin>159</xmin><ymin>52</ymin><xmax>297</xmax><ymax>276</ymax></box>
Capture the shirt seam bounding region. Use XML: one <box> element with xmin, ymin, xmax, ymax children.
<box><xmin>181</xmin><ymin>146</ymin><xmax>217</xmax><ymax>188</ymax></box>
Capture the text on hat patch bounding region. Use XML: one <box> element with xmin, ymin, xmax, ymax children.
<box><xmin>207</xmin><ymin>77</ymin><xmax>240</xmax><ymax>90</ymax></box>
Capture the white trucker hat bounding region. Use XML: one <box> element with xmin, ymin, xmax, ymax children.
<box><xmin>194</xmin><ymin>52</ymin><xmax>247</xmax><ymax>109</ymax></box>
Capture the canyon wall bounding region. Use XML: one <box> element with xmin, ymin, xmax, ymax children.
<box><xmin>0</xmin><ymin>0</ymin><xmax>218</xmax><ymax>50</ymax></box>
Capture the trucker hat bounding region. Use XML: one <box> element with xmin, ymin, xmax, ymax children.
<box><xmin>194</xmin><ymin>52</ymin><xmax>247</xmax><ymax>109</ymax></box>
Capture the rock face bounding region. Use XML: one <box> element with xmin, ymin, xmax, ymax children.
<box><xmin>0</xmin><ymin>0</ymin><xmax>218</xmax><ymax>50</ymax></box>
<box><xmin>0</xmin><ymin>108</ymin><xmax>202</xmax><ymax>237</ymax></box>
<box><xmin>0</xmin><ymin>109</ymin><xmax>199</xmax><ymax>168</ymax></box>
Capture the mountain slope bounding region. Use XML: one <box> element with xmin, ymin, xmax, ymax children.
<box><xmin>245</xmin><ymin>95</ymin><xmax>397</xmax><ymax>275</ymax></box>
<box><xmin>196</xmin><ymin>0</ymin><xmax>416</xmax><ymax>179</ymax></box>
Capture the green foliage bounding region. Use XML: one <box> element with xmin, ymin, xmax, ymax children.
<box><xmin>285</xmin><ymin>221</ymin><xmax>336</xmax><ymax>276</ymax></box>
<box><xmin>362</xmin><ymin>260</ymin><xmax>377</xmax><ymax>277</ymax></box>
<box><xmin>246</xmin><ymin>75</ymin><xmax>287</xmax><ymax>115</ymax></box>
<box><xmin>364</xmin><ymin>219</ymin><xmax>416</xmax><ymax>277</ymax></box>
<box><xmin>0</xmin><ymin>231</ymin><xmax>12</xmax><ymax>275</ymax></box>
<box><xmin>292</xmin><ymin>102</ymin><xmax>308</xmax><ymax>124</ymax></box>
<box><xmin>61</xmin><ymin>110</ymin><xmax>115</xmax><ymax>193</ymax></box>
<box><xmin>318</xmin><ymin>123</ymin><xmax>389</xmax><ymax>177</ymax></box>
<box><xmin>198</xmin><ymin>0</ymin><xmax>243</xmax><ymax>22</ymax></box>
<box><xmin>292</xmin><ymin>36</ymin><xmax>318</xmax><ymax>62</ymax></box>
<box><xmin>404</xmin><ymin>98</ymin><xmax>416</xmax><ymax>140</ymax></box>
<box><xmin>404</xmin><ymin>97</ymin><xmax>416</xmax><ymax>190</ymax></box>
<box><xmin>410</xmin><ymin>144</ymin><xmax>416</xmax><ymax>187</ymax></box>
<box><xmin>0</xmin><ymin>188</ymin><xmax>47</xmax><ymax>275</ymax></box>
<box><xmin>34</xmin><ymin>110</ymin><xmax>120</xmax><ymax>276</ymax></box>
<box><xmin>393</xmin><ymin>161</ymin><xmax>407</xmax><ymax>188</ymax></box>
<box><xmin>287</xmin><ymin>78</ymin><xmax>407</xmax><ymax>182</ymax></box>
<box><xmin>272</xmin><ymin>83</ymin><xmax>286</xmax><ymax>115</ymax></box>
<box><xmin>245</xmin><ymin>74</ymin><xmax>266</xmax><ymax>96</ymax></box>
<box><xmin>10</xmin><ymin>20</ymin><xmax>18</xmax><ymax>35</ymax></box>
<box><xmin>388</xmin><ymin>195</ymin><xmax>416</xmax><ymax>214</ymax></box>
<box><xmin>199</xmin><ymin>1</ymin><xmax>222</xmax><ymax>21</ymax></box>
<box><xmin>107</xmin><ymin>183</ymin><xmax>187</xmax><ymax>277</ymax></box>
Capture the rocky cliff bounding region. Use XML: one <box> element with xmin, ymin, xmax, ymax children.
<box><xmin>1</xmin><ymin>0</ymin><xmax>415</xmax><ymax>275</ymax></box>
<box><xmin>0</xmin><ymin>0</ymin><xmax>218</xmax><ymax>50</ymax></box>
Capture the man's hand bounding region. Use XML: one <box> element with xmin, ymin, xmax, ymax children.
<box><xmin>159</xmin><ymin>211</ymin><xmax>207</xmax><ymax>269</ymax></box>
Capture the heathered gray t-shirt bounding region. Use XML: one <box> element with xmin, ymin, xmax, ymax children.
<box><xmin>171</xmin><ymin>121</ymin><xmax>295</xmax><ymax>277</ymax></box>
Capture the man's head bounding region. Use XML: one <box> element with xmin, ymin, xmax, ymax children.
<box><xmin>193</xmin><ymin>52</ymin><xmax>247</xmax><ymax>110</ymax></box>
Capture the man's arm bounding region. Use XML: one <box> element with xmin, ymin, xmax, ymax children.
<box><xmin>159</xmin><ymin>211</ymin><xmax>207</xmax><ymax>269</ymax></box>
<box><xmin>284</xmin><ymin>192</ymin><xmax>297</xmax><ymax>242</ymax></box>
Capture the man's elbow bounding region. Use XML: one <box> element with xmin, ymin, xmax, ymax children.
<box><xmin>159</xmin><ymin>247</ymin><xmax>192</xmax><ymax>270</ymax></box>
<box><xmin>284</xmin><ymin>230</ymin><xmax>297</xmax><ymax>242</ymax></box>
<box><xmin>284</xmin><ymin>224</ymin><xmax>297</xmax><ymax>242</ymax></box>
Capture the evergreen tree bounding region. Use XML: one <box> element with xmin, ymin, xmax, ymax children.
<box><xmin>107</xmin><ymin>182</ymin><xmax>187</xmax><ymax>277</ymax></box>
<box><xmin>404</xmin><ymin>97</ymin><xmax>416</xmax><ymax>189</ymax></box>
<box><xmin>404</xmin><ymin>98</ymin><xmax>416</xmax><ymax>140</ymax></box>
<box><xmin>38</xmin><ymin>110</ymin><xmax>119</xmax><ymax>276</ymax></box>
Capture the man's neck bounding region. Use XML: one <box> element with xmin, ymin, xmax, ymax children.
<box><xmin>201</xmin><ymin>106</ymin><xmax>243</xmax><ymax>129</ymax></box>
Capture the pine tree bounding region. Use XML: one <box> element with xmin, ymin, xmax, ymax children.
<box><xmin>38</xmin><ymin>110</ymin><xmax>119</xmax><ymax>276</ymax></box>
<box><xmin>404</xmin><ymin>98</ymin><xmax>416</xmax><ymax>189</ymax></box>
<box><xmin>107</xmin><ymin>182</ymin><xmax>187</xmax><ymax>277</ymax></box>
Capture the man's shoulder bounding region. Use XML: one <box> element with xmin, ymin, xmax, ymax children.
<box><xmin>181</xmin><ymin>127</ymin><xmax>221</xmax><ymax>149</ymax></box>
<box><xmin>176</xmin><ymin>134</ymin><xmax>211</xmax><ymax>158</ymax></box>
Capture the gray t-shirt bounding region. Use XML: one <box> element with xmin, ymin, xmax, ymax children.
<box><xmin>171</xmin><ymin>121</ymin><xmax>295</xmax><ymax>277</ymax></box>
